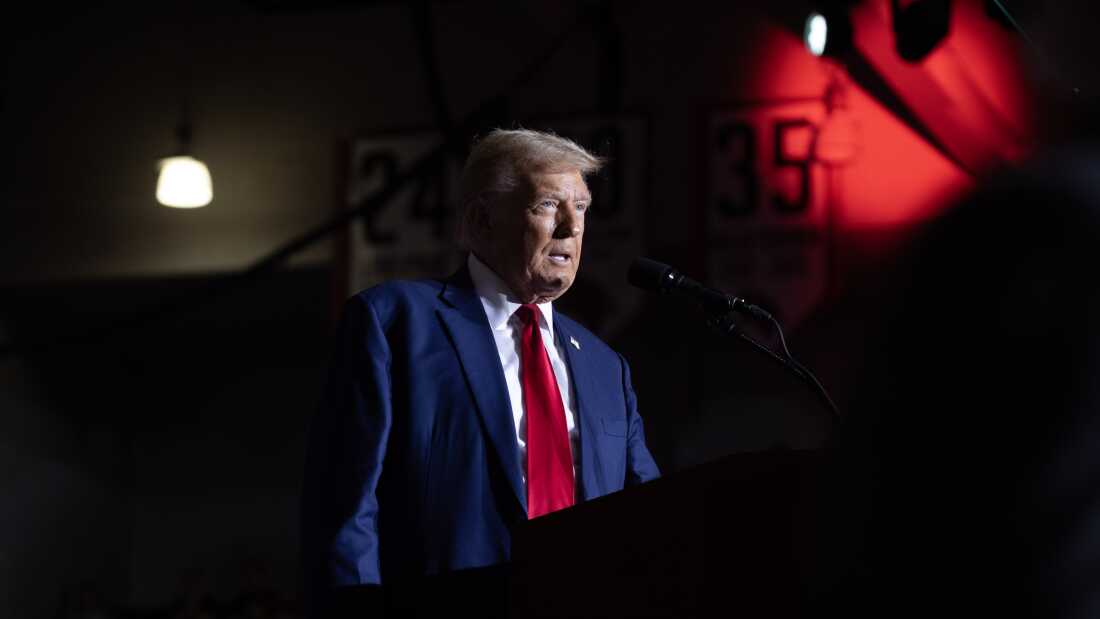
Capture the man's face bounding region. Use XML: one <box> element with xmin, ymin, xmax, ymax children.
<box><xmin>478</xmin><ymin>169</ymin><xmax>590</xmax><ymax>304</ymax></box>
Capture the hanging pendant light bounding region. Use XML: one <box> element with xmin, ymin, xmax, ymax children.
<box><xmin>156</xmin><ymin>120</ymin><xmax>212</xmax><ymax>208</ymax></box>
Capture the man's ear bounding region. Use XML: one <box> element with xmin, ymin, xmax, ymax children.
<box><xmin>470</xmin><ymin>196</ymin><xmax>493</xmax><ymax>233</ymax></box>
<box><xmin>460</xmin><ymin>196</ymin><xmax>489</xmax><ymax>251</ymax></box>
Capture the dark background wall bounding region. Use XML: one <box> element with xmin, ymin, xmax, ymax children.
<box><xmin>0</xmin><ymin>1</ymin><xmax>1036</xmax><ymax>617</ymax></box>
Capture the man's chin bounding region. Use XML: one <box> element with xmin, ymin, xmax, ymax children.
<box><xmin>532</xmin><ymin>275</ymin><xmax>573</xmax><ymax>302</ymax></box>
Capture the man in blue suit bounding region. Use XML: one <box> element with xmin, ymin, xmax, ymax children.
<box><xmin>302</xmin><ymin>129</ymin><xmax>660</xmax><ymax>617</ymax></box>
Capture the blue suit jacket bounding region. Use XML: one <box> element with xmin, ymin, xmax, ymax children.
<box><xmin>302</xmin><ymin>267</ymin><xmax>660</xmax><ymax>592</ymax></box>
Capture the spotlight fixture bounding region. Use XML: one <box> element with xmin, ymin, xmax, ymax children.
<box><xmin>803</xmin><ymin>8</ymin><xmax>853</xmax><ymax>59</ymax></box>
<box><xmin>892</xmin><ymin>0</ymin><xmax>951</xmax><ymax>62</ymax></box>
<box><xmin>805</xmin><ymin>12</ymin><xmax>828</xmax><ymax>57</ymax></box>
<box><xmin>156</xmin><ymin>120</ymin><xmax>213</xmax><ymax>209</ymax></box>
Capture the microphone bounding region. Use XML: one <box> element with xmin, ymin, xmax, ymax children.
<box><xmin>629</xmin><ymin>257</ymin><xmax>842</xmax><ymax>422</ymax></box>
<box><xmin>628</xmin><ymin>257</ymin><xmax>764</xmax><ymax>318</ymax></box>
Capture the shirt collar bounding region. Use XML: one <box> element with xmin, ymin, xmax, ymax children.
<box><xmin>467</xmin><ymin>253</ymin><xmax>554</xmax><ymax>335</ymax></box>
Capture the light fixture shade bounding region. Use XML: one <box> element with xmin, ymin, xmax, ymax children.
<box><xmin>156</xmin><ymin>156</ymin><xmax>213</xmax><ymax>208</ymax></box>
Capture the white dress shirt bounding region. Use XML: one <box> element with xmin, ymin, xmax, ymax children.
<box><xmin>467</xmin><ymin>253</ymin><xmax>579</xmax><ymax>486</ymax></box>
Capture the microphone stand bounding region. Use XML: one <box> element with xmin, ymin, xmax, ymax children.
<box><xmin>705</xmin><ymin>309</ymin><xmax>842</xmax><ymax>426</ymax></box>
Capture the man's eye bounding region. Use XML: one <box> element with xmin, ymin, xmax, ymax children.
<box><xmin>538</xmin><ymin>200</ymin><xmax>556</xmax><ymax>209</ymax></box>
<box><xmin>576</xmin><ymin>203</ymin><xmax>589</xmax><ymax>212</ymax></box>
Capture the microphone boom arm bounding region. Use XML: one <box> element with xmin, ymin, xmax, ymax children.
<box><xmin>628</xmin><ymin>256</ymin><xmax>841</xmax><ymax>426</ymax></box>
<box><xmin>707</xmin><ymin>307</ymin><xmax>842</xmax><ymax>426</ymax></box>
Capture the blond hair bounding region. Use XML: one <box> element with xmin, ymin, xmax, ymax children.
<box><xmin>457</xmin><ymin>128</ymin><xmax>604</xmax><ymax>248</ymax></box>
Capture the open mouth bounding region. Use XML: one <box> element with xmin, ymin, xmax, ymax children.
<box><xmin>548</xmin><ymin>253</ymin><xmax>571</xmax><ymax>264</ymax></box>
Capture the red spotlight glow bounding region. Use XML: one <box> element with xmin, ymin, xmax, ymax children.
<box><xmin>743</xmin><ymin>0</ymin><xmax>1035</xmax><ymax>229</ymax></box>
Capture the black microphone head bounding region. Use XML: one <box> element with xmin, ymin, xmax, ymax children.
<box><xmin>628</xmin><ymin>257</ymin><xmax>677</xmax><ymax>292</ymax></box>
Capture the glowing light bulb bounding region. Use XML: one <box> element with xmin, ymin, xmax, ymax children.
<box><xmin>805</xmin><ymin>13</ymin><xmax>828</xmax><ymax>57</ymax></box>
<box><xmin>156</xmin><ymin>156</ymin><xmax>213</xmax><ymax>208</ymax></box>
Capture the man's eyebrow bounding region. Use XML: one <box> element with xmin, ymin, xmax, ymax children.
<box><xmin>533</xmin><ymin>189</ymin><xmax>592</xmax><ymax>202</ymax></box>
<box><xmin>533</xmin><ymin>190</ymin><xmax>568</xmax><ymax>199</ymax></box>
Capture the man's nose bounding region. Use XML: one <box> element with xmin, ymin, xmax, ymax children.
<box><xmin>555</xmin><ymin>204</ymin><xmax>583</xmax><ymax>238</ymax></box>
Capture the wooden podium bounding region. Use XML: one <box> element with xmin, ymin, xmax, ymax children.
<box><xmin>508</xmin><ymin>450</ymin><xmax>828</xmax><ymax>618</ymax></box>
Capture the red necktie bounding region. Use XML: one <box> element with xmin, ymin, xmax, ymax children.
<box><xmin>515</xmin><ymin>304</ymin><xmax>575</xmax><ymax>518</ymax></box>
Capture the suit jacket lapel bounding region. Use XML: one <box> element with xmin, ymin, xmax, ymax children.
<box><xmin>554</xmin><ymin>314</ymin><xmax>607</xmax><ymax>501</ymax></box>
<box><xmin>436</xmin><ymin>267</ymin><xmax>527</xmax><ymax>514</ymax></box>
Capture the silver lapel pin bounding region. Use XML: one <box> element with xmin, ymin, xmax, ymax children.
<box><xmin>570</xmin><ymin>336</ymin><xmax>581</xmax><ymax>350</ymax></box>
